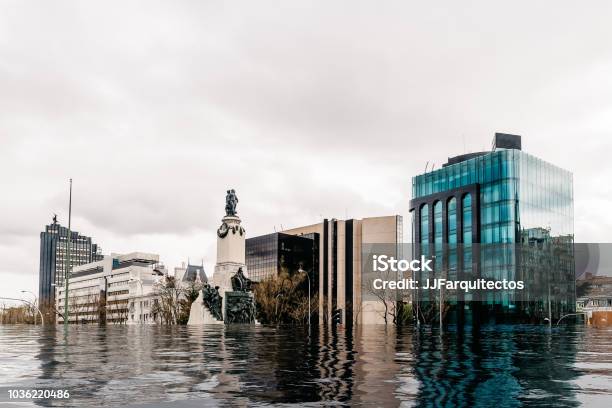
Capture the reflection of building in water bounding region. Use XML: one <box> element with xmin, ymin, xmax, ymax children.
<box><xmin>410</xmin><ymin>133</ymin><xmax>575</xmax><ymax>324</ymax></box>
<box><xmin>411</xmin><ymin>328</ymin><xmax>580</xmax><ymax>407</ymax></box>
<box><xmin>350</xmin><ymin>326</ymin><xmax>405</xmax><ymax>406</ymax></box>
<box><xmin>313</xmin><ymin>327</ymin><xmax>356</xmax><ymax>403</ymax></box>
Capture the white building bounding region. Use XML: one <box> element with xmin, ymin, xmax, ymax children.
<box><xmin>56</xmin><ymin>252</ymin><xmax>164</xmax><ymax>324</ymax></box>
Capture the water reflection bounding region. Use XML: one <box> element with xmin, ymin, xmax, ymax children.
<box><xmin>0</xmin><ymin>325</ymin><xmax>611</xmax><ymax>407</ymax></box>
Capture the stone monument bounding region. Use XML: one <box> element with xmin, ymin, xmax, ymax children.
<box><xmin>188</xmin><ymin>189</ymin><xmax>256</xmax><ymax>325</ymax></box>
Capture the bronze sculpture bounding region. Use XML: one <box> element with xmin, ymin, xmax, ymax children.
<box><xmin>231</xmin><ymin>267</ymin><xmax>252</xmax><ymax>292</ymax></box>
<box><xmin>225</xmin><ymin>189</ymin><xmax>238</xmax><ymax>216</ymax></box>
<box><xmin>201</xmin><ymin>284</ymin><xmax>223</xmax><ymax>321</ymax></box>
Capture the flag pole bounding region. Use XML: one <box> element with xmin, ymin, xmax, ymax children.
<box><xmin>63</xmin><ymin>179</ymin><xmax>72</xmax><ymax>329</ymax></box>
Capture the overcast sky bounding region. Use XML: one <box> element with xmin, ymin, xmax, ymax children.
<box><xmin>1</xmin><ymin>1</ymin><xmax>611</xmax><ymax>300</ymax></box>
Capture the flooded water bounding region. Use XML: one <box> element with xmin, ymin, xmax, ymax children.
<box><xmin>1</xmin><ymin>324</ymin><xmax>612</xmax><ymax>407</ymax></box>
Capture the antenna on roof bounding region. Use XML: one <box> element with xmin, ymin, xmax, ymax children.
<box><xmin>424</xmin><ymin>161</ymin><xmax>429</xmax><ymax>173</ymax></box>
<box><xmin>273</xmin><ymin>225</ymin><xmax>276</xmax><ymax>232</ymax></box>
<box><xmin>280</xmin><ymin>224</ymin><xmax>284</xmax><ymax>231</ymax></box>
<box><xmin>431</xmin><ymin>163</ymin><xmax>436</xmax><ymax>171</ymax></box>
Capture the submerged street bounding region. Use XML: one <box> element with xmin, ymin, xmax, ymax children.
<box><xmin>1</xmin><ymin>324</ymin><xmax>611</xmax><ymax>407</ymax></box>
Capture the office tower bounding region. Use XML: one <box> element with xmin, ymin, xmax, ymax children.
<box><xmin>410</xmin><ymin>133</ymin><xmax>574</xmax><ymax>323</ymax></box>
<box><xmin>38</xmin><ymin>217</ymin><xmax>103</xmax><ymax>311</ymax></box>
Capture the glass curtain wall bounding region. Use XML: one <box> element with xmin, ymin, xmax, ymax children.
<box><xmin>411</xmin><ymin>149</ymin><xmax>574</xmax><ymax>322</ymax></box>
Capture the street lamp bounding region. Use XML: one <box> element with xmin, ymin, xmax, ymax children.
<box><xmin>298</xmin><ymin>266</ymin><xmax>311</xmax><ymax>334</ymax></box>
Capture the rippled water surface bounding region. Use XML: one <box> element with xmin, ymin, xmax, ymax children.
<box><xmin>1</xmin><ymin>324</ymin><xmax>612</xmax><ymax>407</ymax></box>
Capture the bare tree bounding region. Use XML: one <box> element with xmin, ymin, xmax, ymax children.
<box><xmin>253</xmin><ymin>268</ymin><xmax>316</xmax><ymax>325</ymax></box>
<box><xmin>152</xmin><ymin>276</ymin><xmax>182</xmax><ymax>325</ymax></box>
<box><xmin>364</xmin><ymin>267</ymin><xmax>414</xmax><ymax>326</ymax></box>
<box><xmin>364</xmin><ymin>270</ymin><xmax>396</xmax><ymax>325</ymax></box>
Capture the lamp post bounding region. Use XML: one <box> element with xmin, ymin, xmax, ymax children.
<box><xmin>299</xmin><ymin>267</ymin><xmax>311</xmax><ymax>334</ymax></box>
<box><xmin>0</xmin><ymin>297</ymin><xmax>44</xmax><ymax>325</ymax></box>
<box><xmin>20</xmin><ymin>290</ymin><xmax>38</xmax><ymax>325</ymax></box>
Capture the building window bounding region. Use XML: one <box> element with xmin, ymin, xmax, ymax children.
<box><xmin>463</xmin><ymin>194</ymin><xmax>472</xmax><ymax>245</ymax></box>
<box><xmin>420</xmin><ymin>204</ymin><xmax>429</xmax><ymax>244</ymax></box>
<box><xmin>448</xmin><ymin>197</ymin><xmax>457</xmax><ymax>244</ymax></box>
<box><xmin>434</xmin><ymin>201</ymin><xmax>443</xmax><ymax>244</ymax></box>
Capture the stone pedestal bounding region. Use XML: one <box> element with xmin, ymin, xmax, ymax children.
<box><xmin>188</xmin><ymin>292</ymin><xmax>224</xmax><ymax>325</ymax></box>
<box><xmin>212</xmin><ymin>215</ymin><xmax>247</xmax><ymax>316</ymax></box>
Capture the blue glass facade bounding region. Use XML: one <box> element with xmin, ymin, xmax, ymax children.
<box><xmin>412</xmin><ymin>149</ymin><xmax>573</xmax><ymax>244</ymax></box>
<box><xmin>410</xmin><ymin>139</ymin><xmax>575</xmax><ymax>324</ymax></box>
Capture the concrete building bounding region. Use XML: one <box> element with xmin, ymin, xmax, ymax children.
<box><xmin>55</xmin><ymin>252</ymin><xmax>164</xmax><ymax>324</ymax></box>
<box><xmin>282</xmin><ymin>216</ymin><xmax>403</xmax><ymax>325</ymax></box>
<box><xmin>39</xmin><ymin>216</ymin><xmax>103</xmax><ymax>311</ymax></box>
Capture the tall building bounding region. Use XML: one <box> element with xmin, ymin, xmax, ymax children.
<box><xmin>282</xmin><ymin>216</ymin><xmax>403</xmax><ymax>325</ymax></box>
<box><xmin>39</xmin><ymin>217</ymin><xmax>103</xmax><ymax>311</ymax></box>
<box><xmin>409</xmin><ymin>133</ymin><xmax>575</xmax><ymax>323</ymax></box>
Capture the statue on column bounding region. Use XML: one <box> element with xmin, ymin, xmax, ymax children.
<box><xmin>217</xmin><ymin>189</ymin><xmax>245</xmax><ymax>238</ymax></box>
<box><xmin>225</xmin><ymin>189</ymin><xmax>239</xmax><ymax>216</ymax></box>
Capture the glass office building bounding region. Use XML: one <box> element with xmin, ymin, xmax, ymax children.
<box><xmin>410</xmin><ymin>133</ymin><xmax>575</xmax><ymax>324</ymax></box>
<box><xmin>246</xmin><ymin>232</ymin><xmax>318</xmax><ymax>287</ymax></box>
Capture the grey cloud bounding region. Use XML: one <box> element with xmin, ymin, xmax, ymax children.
<box><xmin>1</xmin><ymin>1</ymin><xmax>612</xmax><ymax>298</ymax></box>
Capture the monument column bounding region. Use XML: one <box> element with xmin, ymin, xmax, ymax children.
<box><xmin>188</xmin><ymin>189</ymin><xmax>256</xmax><ymax>325</ymax></box>
<box><xmin>212</xmin><ymin>213</ymin><xmax>247</xmax><ymax>295</ymax></box>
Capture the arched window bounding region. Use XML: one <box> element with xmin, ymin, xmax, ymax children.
<box><xmin>463</xmin><ymin>194</ymin><xmax>472</xmax><ymax>245</ymax></box>
<box><xmin>434</xmin><ymin>201</ymin><xmax>443</xmax><ymax>244</ymax></box>
<box><xmin>448</xmin><ymin>197</ymin><xmax>457</xmax><ymax>244</ymax></box>
<box><xmin>420</xmin><ymin>204</ymin><xmax>429</xmax><ymax>244</ymax></box>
